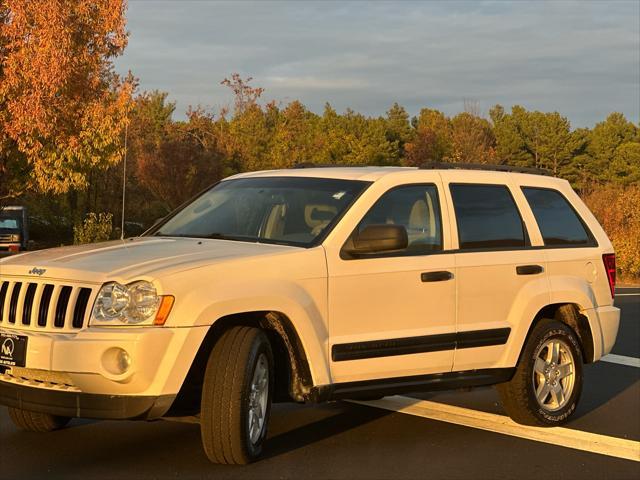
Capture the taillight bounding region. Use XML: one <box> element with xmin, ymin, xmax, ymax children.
<box><xmin>602</xmin><ymin>253</ymin><xmax>616</xmax><ymax>299</ymax></box>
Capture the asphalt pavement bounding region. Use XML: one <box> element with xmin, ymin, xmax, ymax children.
<box><xmin>1</xmin><ymin>288</ymin><xmax>638</xmax><ymax>479</ymax></box>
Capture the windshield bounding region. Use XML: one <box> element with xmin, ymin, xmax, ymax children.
<box><xmin>0</xmin><ymin>215</ymin><xmax>21</xmax><ymax>232</ymax></box>
<box><xmin>153</xmin><ymin>177</ymin><xmax>370</xmax><ymax>246</ymax></box>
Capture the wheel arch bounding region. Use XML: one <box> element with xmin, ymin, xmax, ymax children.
<box><xmin>167</xmin><ymin>310</ymin><xmax>315</xmax><ymax>416</ymax></box>
<box><xmin>518</xmin><ymin>303</ymin><xmax>596</xmax><ymax>366</ymax></box>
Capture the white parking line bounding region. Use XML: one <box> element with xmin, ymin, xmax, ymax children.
<box><xmin>350</xmin><ymin>396</ymin><xmax>640</xmax><ymax>462</ymax></box>
<box><xmin>601</xmin><ymin>354</ymin><xmax>640</xmax><ymax>368</ymax></box>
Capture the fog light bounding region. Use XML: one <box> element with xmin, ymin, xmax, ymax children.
<box><xmin>102</xmin><ymin>347</ymin><xmax>132</xmax><ymax>376</ymax></box>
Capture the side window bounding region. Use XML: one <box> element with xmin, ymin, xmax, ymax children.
<box><xmin>450</xmin><ymin>184</ymin><xmax>528</xmax><ymax>250</ymax></box>
<box><xmin>522</xmin><ymin>187</ymin><xmax>593</xmax><ymax>246</ymax></box>
<box><xmin>356</xmin><ymin>184</ymin><xmax>443</xmax><ymax>254</ymax></box>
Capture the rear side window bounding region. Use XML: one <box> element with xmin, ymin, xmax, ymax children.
<box><xmin>450</xmin><ymin>184</ymin><xmax>528</xmax><ymax>250</ymax></box>
<box><xmin>522</xmin><ymin>187</ymin><xmax>593</xmax><ymax>246</ymax></box>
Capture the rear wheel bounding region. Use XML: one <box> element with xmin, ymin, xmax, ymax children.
<box><xmin>200</xmin><ymin>326</ymin><xmax>274</xmax><ymax>464</ymax></box>
<box><xmin>8</xmin><ymin>407</ymin><xmax>70</xmax><ymax>432</ymax></box>
<box><xmin>497</xmin><ymin>318</ymin><xmax>583</xmax><ymax>426</ymax></box>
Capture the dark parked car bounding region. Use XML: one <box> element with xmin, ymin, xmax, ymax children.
<box><xmin>0</xmin><ymin>206</ymin><xmax>29</xmax><ymax>255</ymax></box>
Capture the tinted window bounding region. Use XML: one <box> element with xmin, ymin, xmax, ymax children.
<box><xmin>450</xmin><ymin>184</ymin><xmax>528</xmax><ymax>249</ymax></box>
<box><xmin>356</xmin><ymin>184</ymin><xmax>443</xmax><ymax>254</ymax></box>
<box><xmin>522</xmin><ymin>187</ymin><xmax>592</xmax><ymax>246</ymax></box>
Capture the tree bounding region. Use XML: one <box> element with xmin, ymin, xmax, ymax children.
<box><xmin>312</xmin><ymin>106</ymin><xmax>396</xmax><ymax>166</ymax></box>
<box><xmin>0</xmin><ymin>0</ymin><xmax>132</xmax><ymax>201</ymax></box>
<box><xmin>384</xmin><ymin>103</ymin><xmax>414</xmax><ymax>159</ymax></box>
<box><xmin>220</xmin><ymin>73</ymin><xmax>264</xmax><ymax>115</ymax></box>
<box><xmin>405</xmin><ymin>109</ymin><xmax>452</xmax><ymax>165</ymax></box>
<box><xmin>587</xmin><ymin>113</ymin><xmax>639</xmax><ymax>184</ymax></box>
<box><xmin>490</xmin><ymin>104</ymin><xmax>530</xmax><ymax>165</ymax></box>
<box><xmin>610</xmin><ymin>142</ymin><xmax>640</xmax><ymax>186</ymax></box>
<box><xmin>136</xmin><ymin>120</ymin><xmax>224</xmax><ymax>211</ymax></box>
<box><xmin>491</xmin><ymin>105</ymin><xmax>581</xmax><ymax>175</ymax></box>
<box><xmin>269</xmin><ymin>101</ymin><xmax>317</xmax><ymax>168</ymax></box>
<box><xmin>560</xmin><ymin>128</ymin><xmax>591</xmax><ymax>191</ymax></box>
<box><xmin>534</xmin><ymin>112</ymin><xmax>575</xmax><ymax>175</ymax></box>
<box><xmin>450</xmin><ymin>112</ymin><xmax>496</xmax><ymax>163</ymax></box>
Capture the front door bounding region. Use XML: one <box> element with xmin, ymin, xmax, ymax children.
<box><xmin>326</xmin><ymin>178</ymin><xmax>456</xmax><ymax>384</ymax></box>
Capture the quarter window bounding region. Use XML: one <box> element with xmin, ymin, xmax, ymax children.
<box><xmin>356</xmin><ymin>184</ymin><xmax>443</xmax><ymax>255</ymax></box>
<box><xmin>450</xmin><ymin>184</ymin><xmax>528</xmax><ymax>249</ymax></box>
<box><xmin>522</xmin><ymin>187</ymin><xmax>593</xmax><ymax>246</ymax></box>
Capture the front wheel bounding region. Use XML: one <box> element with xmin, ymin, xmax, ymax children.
<box><xmin>497</xmin><ymin>318</ymin><xmax>583</xmax><ymax>426</ymax></box>
<box><xmin>200</xmin><ymin>326</ymin><xmax>274</xmax><ymax>464</ymax></box>
<box><xmin>8</xmin><ymin>407</ymin><xmax>70</xmax><ymax>432</ymax></box>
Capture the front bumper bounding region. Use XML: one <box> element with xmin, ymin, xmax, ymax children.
<box><xmin>0</xmin><ymin>380</ymin><xmax>174</xmax><ymax>419</ymax></box>
<box><xmin>0</xmin><ymin>242</ymin><xmax>22</xmax><ymax>251</ymax></box>
<box><xmin>0</xmin><ymin>325</ymin><xmax>210</xmax><ymax>397</ymax></box>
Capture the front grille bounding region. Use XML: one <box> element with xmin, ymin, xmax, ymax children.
<box><xmin>0</xmin><ymin>280</ymin><xmax>94</xmax><ymax>332</ymax></box>
<box><xmin>0</xmin><ymin>234</ymin><xmax>13</xmax><ymax>242</ymax></box>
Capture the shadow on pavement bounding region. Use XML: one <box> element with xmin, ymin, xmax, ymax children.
<box><xmin>264</xmin><ymin>402</ymin><xmax>391</xmax><ymax>460</ymax></box>
<box><xmin>573</xmin><ymin>361</ymin><xmax>640</xmax><ymax>420</ymax></box>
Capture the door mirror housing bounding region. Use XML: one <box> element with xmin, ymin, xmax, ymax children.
<box><xmin>342</xmin><ymin>224</ymin><xmax>408</xmax><ymax>258</ymax></box>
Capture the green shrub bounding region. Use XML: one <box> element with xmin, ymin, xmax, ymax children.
<box><xmin>73</xmin><ymin>212</ymin><xmax>113</xmax><ymax>245</ymax></box>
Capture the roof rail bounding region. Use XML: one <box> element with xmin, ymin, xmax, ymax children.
<box><xmin>418</xmin><ymin>162</ymin><xmax>552</xmax><ymax>176</ymax></box>
<box><xmin>290</xmin><ymin>162</ymin><xmax>349</xmax><ymax>169</ymax></box>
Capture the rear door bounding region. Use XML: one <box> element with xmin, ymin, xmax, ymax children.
<box><xmin>440</xmin><ymin>171</ymin><xmax>550</xmax><ymax>372</ymax></box>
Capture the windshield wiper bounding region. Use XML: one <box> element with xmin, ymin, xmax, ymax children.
<box><xmin>206</xmin><ymin>232</ymin><xmax>240</xmax><ymax>240</ymax></box>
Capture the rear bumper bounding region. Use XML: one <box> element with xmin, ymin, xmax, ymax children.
<box><xmin>0</xmin><ymin>380</ymin><xmax>175</xmax><ymax>420</ymax></box>
<box><xmin>595</xmin><ymin>305</ymin><xmax>620</xmax><ymax>358</ymax></box>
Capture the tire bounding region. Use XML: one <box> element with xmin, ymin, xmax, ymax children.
<box><xmin>200</xmin><ymin>326</ymin><xmax>274</xmax><ymax>464</ymax></box>
<box><xmin>497</xmin><ymin>318</ymin><xmax>583</xmax><ymax>426</ymax></box>
<box><xmin>8</xmin><ymin>407</ymin><xmax>70</xmax><ymax>432</ymax></box>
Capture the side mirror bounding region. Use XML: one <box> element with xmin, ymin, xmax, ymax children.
<box><xmin>342</xmin><ymin>224</ymin><xmax>408</xmax><ymax>257</ymax></box>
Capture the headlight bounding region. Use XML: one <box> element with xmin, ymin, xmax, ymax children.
<box><xmin>90</xmin><ymin>281</ymin><xmax>170</xmax><ymax>326</ymax></box>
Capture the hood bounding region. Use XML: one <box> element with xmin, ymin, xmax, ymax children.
<box><xmin>0</xmin><ymin>237</ymin><xmax>297</xmax><ymax>284</ymax></box>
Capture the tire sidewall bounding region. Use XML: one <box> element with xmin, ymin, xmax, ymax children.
<box><xmin>241</xmin><ymin>332</ymin><xmax>274</xmax><ymax>459</ymax></box>
<box><xmin>525</xmin><ymin>323</ymin><xmax>583</xmax><ymax>424</ymax></box>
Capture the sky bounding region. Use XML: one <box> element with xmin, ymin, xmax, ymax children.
<box><xmin>116</xmin><ymin>0</ymin><xmax>640</xmax><ymax>128</ymax></box>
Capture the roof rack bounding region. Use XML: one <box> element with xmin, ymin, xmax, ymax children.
<box><xmin>290</xmin><ymin>162</ymin><xmax>340</xmax><ymax>169</ymax></box>
<box><xmin>289</xmin><ymin>161</ymin><xmax>553</xmax><ymax>176</ymax></box>
<box><xmin>418</xmin><ymin>162</ymin><xmax>552</xmax><ymax>176</ymax></box>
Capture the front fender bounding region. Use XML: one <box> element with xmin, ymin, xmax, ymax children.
<box><xmin>155</xmin><ymin>247</ymin><xmax>330</xmax><ymax>388</ymax></box>
<box><xmin>194</xmin><ymin>280</ymin><xmax>329</xmax><ymax>386</ymax></box>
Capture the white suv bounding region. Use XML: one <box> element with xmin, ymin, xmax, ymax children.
<box><xmin>0</xmin><ymin>165</ymin><xmax>620</xmax><ymax>464</ymax></box>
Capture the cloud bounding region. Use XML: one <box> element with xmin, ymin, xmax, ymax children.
<box><xmin>117</xmin><ymin>0</ymin><xmax>639</xmax><ymax>127</ymax></box>
<box><xmin>265</xmin><ymin>76</ymin><xmax>368</xmax><ymax>90</ymax></box>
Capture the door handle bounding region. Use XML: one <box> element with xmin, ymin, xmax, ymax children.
<box><xmin>516</xmin><ymin>265</ymin><xmax>544</xmax><ymax>275</ymax></box>
<box><xmin>421</xmin><ymin>271</ymin><xmax>454</xmax><ymax>282</ymax></box>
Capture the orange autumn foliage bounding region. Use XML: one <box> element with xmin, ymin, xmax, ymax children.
<box><xmin>0</xmin><ymin>0</ymin><xmax>133</xmax><ymax>198</ymax></box>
